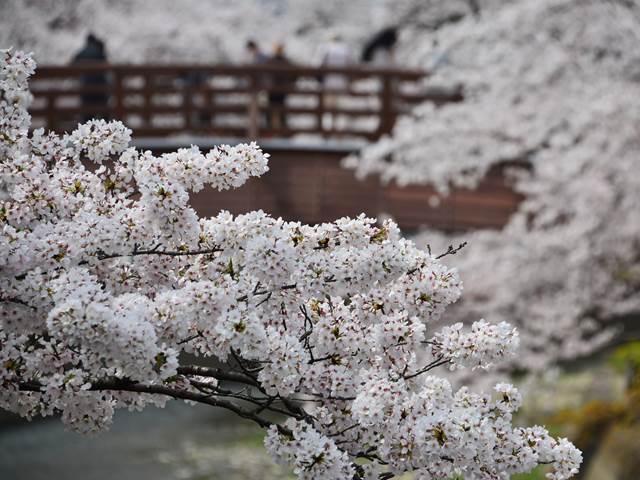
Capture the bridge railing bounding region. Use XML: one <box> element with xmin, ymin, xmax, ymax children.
<box><xmin>28</xmin><ymin>64</ymin><xmax>461</xmax><ymax>140</ymax></box>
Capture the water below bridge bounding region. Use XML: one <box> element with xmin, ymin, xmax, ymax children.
<box><xmin>0</xmin><ymin>403</ymin><xmax>289</xmax><ymax>480</ymax></box>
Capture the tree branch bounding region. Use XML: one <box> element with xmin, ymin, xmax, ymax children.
<box><xmin>0</xmin><ymin>297</ymin><xmax>36</xmax><ymax>310</ymax></box>
<box><xmin>95</xmin><ymin>246</ymin><xmax>223</xmax><ymax>261</ymax></box>
<box><xmin>177</xmin><ymin>365</ymin><xmax>260</xmax><ymax>387</ymax></box>
<box><xmin>436</xmin><ymin>242</ymin><xmax>468</xmax><ymax>259</ymax></box>
<box><xmin>18</xmin><ymin>378</ymin><xmax>276</xmax><ymax>430</ymax></box>
<box><xmin>403</xmin><ymin>356</ymin><xmax>449</xmax><ymax>380</ymax></box>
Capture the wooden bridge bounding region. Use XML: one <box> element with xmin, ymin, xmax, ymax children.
<box><xmin>29</xmin><ymin>64</ymin><xmax>520</xmax><ymax>231</ymax></box>
<box><xmin>29</xmin><ymin>63</ymin><xmax>462</xmax><ymax>139</ymax></box>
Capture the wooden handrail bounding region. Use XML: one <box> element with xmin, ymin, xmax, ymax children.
<box><xmin>32</xmin><ymin>63</ymin><xmax>428</xmax><ymax>78</ymax></box>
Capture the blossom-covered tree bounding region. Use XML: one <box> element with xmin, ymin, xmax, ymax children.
<box><xmin>0</xmin><ymin>0</ymin><xmax>483</xmax><ymax>65</ymax></box>
<box><xmin>0</xmin><ymin>49</ymin><xmax>582</xmax><ymax>479</ymax></box>
<box><xmin>0</xmin><ymin>0</ymin><xmax>389</xmax><ymax>64</ymax></box>
<box><xmin>346</xmin><ymin>0</ymin><xmax>640</xmax><ymax>369</ymax></box>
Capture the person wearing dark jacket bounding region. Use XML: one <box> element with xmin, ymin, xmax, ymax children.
<box><xmin>361</xmin><ymin>27</ymin><xmax>398</xmax><ymax>66</ymax></box>
<box><xmin>266</xmin><ymin>43</ymin><xmax>295</xmax><ymax>132</ymax></box>
<box><xmin>72</xmin><ymin>33</ymin><xmax>109</xmax><ymax>121</ymax></box>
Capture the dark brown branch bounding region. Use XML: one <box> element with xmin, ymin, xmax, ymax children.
<box><xmin>435</xmin><ymin>242</ymin><xmax>468</xmax><ymax>259</ymax></box>
<box><xmin>0</xmin><ymin>297</ymin><xmax>36</xmax><ymax>310</ymax></box>
<box><xmin>95</xmin><ymin>246</ymin><xmax>223</xmax><ymax>261</ymax></box>
<box><xmin>230</xmin><ymin>348</ymin><xmax>263</xmax><ymax>381</ymax></box>
<box><xmin>18</xmin><ymin>378</ymin><xmax>276</xmax><ymax>430</ymax></box>
<box><xmin>306</xmin><ymin>392</ymin><xmax>356</xmax><ymax>402</ymax></box>
<box><xmin>328</xmin><ymin>422</ymin><xmax>360</xmax><ymax>437</ymax></box>
<box><xmin>188</xmin><ymin>379</ymin><xmax>298</xmax><ymax>418</ymax></box>
<box><xmin>177</xmin><ymin>332</ymin><xmax>204</xmax><ymax>345</ymax></box>
<box><xmin>177</xmin><ymin>365</ymin><xmax>259</xmax><ymax>387</ymax></box>
<box><xmin>403</xmin><ymin>357</ymin><xmax>449</xmax><ymax>380</ymax></box>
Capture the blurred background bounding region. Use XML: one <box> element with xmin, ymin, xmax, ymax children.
<box><xmin>1</xmin><ymin>0</ymin><xmax>639</xmax><ymax>479</ymax></box>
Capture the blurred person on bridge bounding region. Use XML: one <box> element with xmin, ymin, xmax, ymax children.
<box><xmin>317</xmin><ymin>33</ymin><xmax>353</xmax><ymax>132</ymax></box>
<box><xmin>361</xmin><ymin>27</ymin><xmax>398</xmax><ymax>66</ymax></box>
<box><xmin>266</xmin><ymin>43</ymin><xmax>295</xmax><ymax>133</ymax></box>
<box><xmin>246</xmin><ymin>39</ymin><xmax>269</xmax><ymax>64</ymax></box>
<box><xmin>361</xmin><ymin>27</ymin><xmax>400</xmax><ymax>125</ymax></box>
<box><xmin>71</xmin><ymin>33</ymin><xmax>109</xmax><ymax>122</ymax></box>
<box><xmin>245</xmin><ymin>39</ymin><xmax>270</xmax><ymax>132</ymax></box>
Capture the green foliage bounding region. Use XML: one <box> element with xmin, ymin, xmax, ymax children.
<box><xmin>447</xmin><ymin>467</ymin><xmax>545</xmax><ymax>480</ymax></box>
<box><xmin>609</xmin><ymin>341</ymin><xmax>640</xmax><ymax>373</ymax></box>
<box><xmin>512</xmin><ymin>467</ymin><xmax>546</xmax><ymax>479</ymax></box>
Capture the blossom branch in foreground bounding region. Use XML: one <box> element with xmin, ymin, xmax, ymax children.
<box><xmin>0</xmin><ymin>50</ymin><xmax>580</xmax><ymax>480</ymax></box>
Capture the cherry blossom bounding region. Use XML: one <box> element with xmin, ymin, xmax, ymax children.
<box><xmin>0</xmin><ymin>49</ymin><xmax>581</xmax><ymax>479</ymax></box>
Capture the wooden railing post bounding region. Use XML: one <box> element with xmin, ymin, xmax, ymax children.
<box><xmin>378</xmin><ymin>74</ymin><xmax>395</xmax><ymax>136</ymax></box>
<box><xmin>247</xmin><ymin>71</ymin><xmax>259</xmax><ymax>140</ymax></box>
<box><xmin>142</xmin><ymin>72</ymin><xmax>152</xmax><ymax>129</ymax></box>
<box><xmin>45</xmin><ymin>92</ymin><xmax>56</xmax><ymax>132</ymax></box>
<box><xmin>209</xmin><ymin>89</ymin><xmax>216</xmax><ymax>133</ymax></box>
<box><xmin>113</xmin><ymin>67</ymin><xmax>125</xmax><ymax>122</ymax></box>
<box><xmin>317</xmin><ymin>88</ymin><xmax>325</xmax><ymax>137</ymax></box>
<box><xmin>184</xmin><ymin>71</ymin><xmax>193</xmax><ymax>131</ymax></box>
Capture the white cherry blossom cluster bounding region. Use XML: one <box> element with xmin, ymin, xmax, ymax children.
<box><xmin>432</xmin><ymin>320</ymin><xmax>519</xmax><ymax>370</ymax></box>
<box><xmin>0</xmin><ymin>49</ymin><xmax>34</xmax><ymax>154</ymax></box>
<box><xmin>265</xmin><ymin>418</ymin><xmax>355</xmax><ymax>480</ymax></box>
<box><xmin>68</xmin><ymin>119</ymin><xmax>132</xmax><ymax>163</ymax></box>
<box><xmin>0</xmin><ymin>49</ymin><xmax>580</xmax><ymax>479</ymax></box>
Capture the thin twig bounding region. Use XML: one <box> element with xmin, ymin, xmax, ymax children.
<box><xmin>435</xmin><ymin>242</ymin><xmax>468</xmax><ymax>259</ymax></box>
<box><xmin>404</xmin><ymin>357</ymin><xmax>450</xmax><ymax>380</ymax></box>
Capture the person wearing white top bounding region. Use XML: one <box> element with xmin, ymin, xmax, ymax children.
<box><xmin>317</xmin><ymin>35</ymin><xmax>353</xmax><ymax>132</ymax></box>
